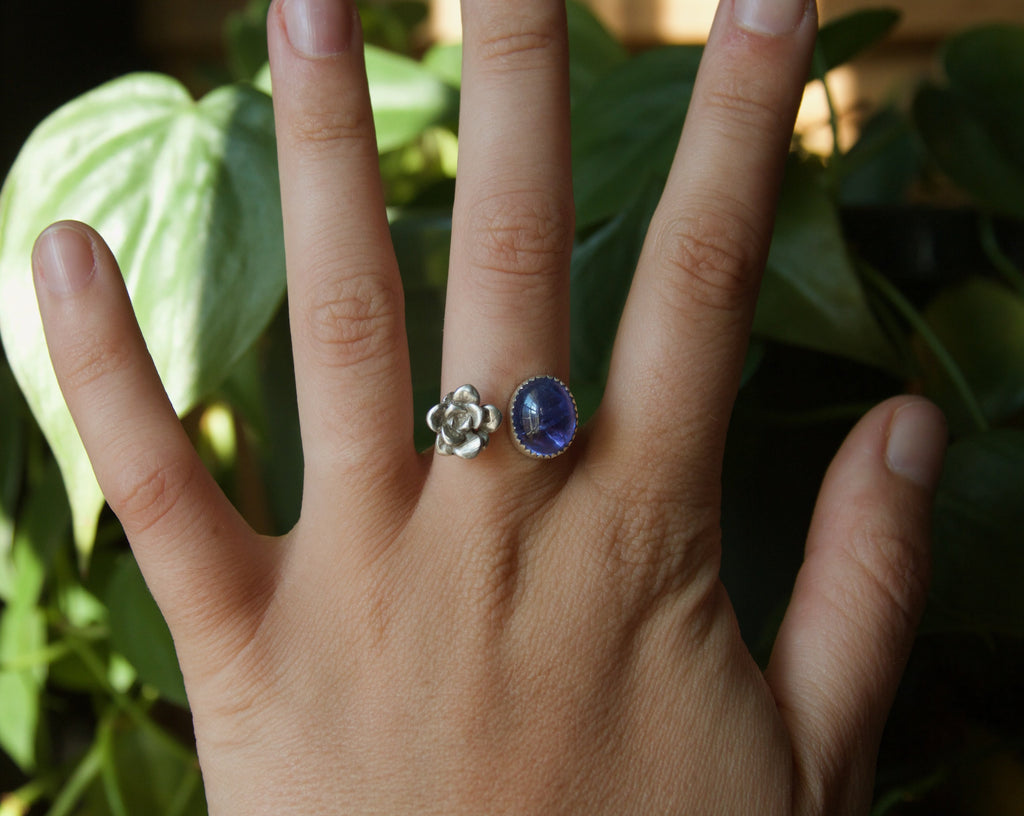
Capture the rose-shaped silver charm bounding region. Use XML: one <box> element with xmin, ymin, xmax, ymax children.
<box><xmin>426</xmin><ymin>385</ymin><xmax>503</xmax><ymax>459</ymax></box>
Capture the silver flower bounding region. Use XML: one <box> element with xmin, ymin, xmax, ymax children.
<box><xmin>426</xmin><ymin>385</ymin><xmax>503</xmax><ymax>459</ymax></box>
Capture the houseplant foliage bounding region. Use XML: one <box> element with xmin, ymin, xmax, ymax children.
<box><xmin>0</xmin><ymin>2</ymin><xmax>1022</xmax><ymax>812</ymax></box>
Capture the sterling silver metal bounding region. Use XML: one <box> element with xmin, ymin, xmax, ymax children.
<box><xmin>427</xmin><ymin>385</ymin><xmax>503</xmax><ymax>459</ymax></box>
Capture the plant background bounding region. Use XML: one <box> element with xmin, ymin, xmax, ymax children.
<box><xmin>1</xmin><ymin>1</ymin><xmax>1024</xmax><ymax>813</ymax></box>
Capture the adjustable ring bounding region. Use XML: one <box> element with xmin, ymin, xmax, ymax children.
<box><xmin>508</xmin><ymin>376</ymin><xmax>578</xmax><ymax>459</ymax></box>
<box><xmin>427</xmin><ymin>385</ymin><xmax>503</xmax><ymax>459</ymax></box>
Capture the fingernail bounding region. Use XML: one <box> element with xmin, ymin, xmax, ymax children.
<box><xmin>33</xmin><ymin>223</ymin><xmax>96</xmax><ymax>296</ymax></box>
<box><xmin>734</xmin><ymin>0</ymin><xmax>808</xmax><ymax>36</ymax></box>
<box><xmin>885</xmin><ymin>401</ymin><xmax>948</xmax><ymax>490</ymax></box>
<box><xmin>282</xmin><ymin>0</ymin><xmax>354</xmax><ymax>57</ymax></box>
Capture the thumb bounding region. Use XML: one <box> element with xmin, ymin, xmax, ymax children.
<box><xmin>766</xmin><ymin>397</ymin><xmax>947</xmax><ymax>815</ymax></box>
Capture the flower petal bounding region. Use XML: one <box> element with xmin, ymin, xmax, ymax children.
<box><xmin>435</xmin><ymin>437</ymin><xmax>455</xmax><ymax>456</ymax></box>
<box><xmin>441</xmin><ymin>423</ymin><xmax>465</xmax><ymax>448</ymax></box>
<box><xmin>426</xmin><ymin>404</ymin><xmax>445</xmax><ymax>433</ymax></box>
<box><xmin>452</xmin><ymin>384</ymin><xmax>480</xmax><ymax>405</ymax></box>
<box><xmin>453</xmin><ymin>432</ymin><xmax>483</xmax><ymax>459</ymax></box>
<box><xmin>464</xmin><ymin>403</ymin><xmax>484</xmax><ymax>429</ymax></box>
<box><xmin>481</xmin><ymin>405</ymin><xmax>502</xmax><ymax>434</ymax></box>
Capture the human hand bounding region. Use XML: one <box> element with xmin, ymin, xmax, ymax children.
<box><xmin>30</xmin><ymin>0</ymin><xmax>947</xmax><ymax>813</ymax></box>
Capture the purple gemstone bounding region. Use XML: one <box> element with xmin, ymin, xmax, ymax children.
<box><xmin>510</xmin><ymin>377</ymin><xmax>578</xmax><ymax>458</ymax></box>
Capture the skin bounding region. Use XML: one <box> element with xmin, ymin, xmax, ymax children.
<box><xmin>30</xmin><ymin>0</ymin><xmax>948</xmax><ymax>812</ymax></box>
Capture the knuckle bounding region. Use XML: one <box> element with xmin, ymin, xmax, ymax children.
<box><xmin>302</xmin><ymin>271</ymin><xmax>401</xmax><ymax>369</ymax></box>
<box><xmin>109</xmin><ymin>452</ymin><xmax>202</xmax><ymax>540</ymax></box>
<box><xmin>287</xmin><ymin>104</ymin><xmax>373</xmax><ymax>153</ymax></box>
<box><xmin>649</xmin><ymin>209</ymin><xmax>762</xmax><ymax>314</ymax></box>
<box><xmin>704</xmin><ymin>76</ymin><xmax>790</xmax><ymax>136</ymax></box>
<box><xmin>466</xmin><ymin>190</ymin><xmax>572</xmax><ymax>291</ymax></box>
<box><xmin>845</xmin><ymin>520</ymin><xmax>930</xmax><ymax>628</ymax></box>
<box><xmin>478</xmin><ymin>28</ymin><xmax>558</xmax><ymax>66</ymax></box>
<box><xmin>60</xmin><ymin>332</ymin><xmax>135</xmax><ymax>394</ymax></box>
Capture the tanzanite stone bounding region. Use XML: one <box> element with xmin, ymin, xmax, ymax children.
<box><xmin>509</xmin><ymin>376</ymin><xmax>578</xmax><ymax>459</ymax></box>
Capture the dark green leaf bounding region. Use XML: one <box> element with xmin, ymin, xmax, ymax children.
<box><xmin>915</xmin><ymin>278</ymin><xmax>1024</xmax><ymax>434</ymax></box>
<box><xmin>224</xmin><ymin>0</ymin><xmax>272</xmax><ymax>82</ymax></box>
<box><xmin>754</xmin><ymin>160</ymin><xmax>901</xmax><ymax>372</ymax></box>
<box><xmin>924</xmin><ymin>430</ymin><xmax>1024</xmax><ymax>635</ymax></box>
<box><xmin>572</xmin><ymin>46</ymin><xmax>702</xmax><ymax>229</ymax></box>
<box><xmin>94</xmin><ymin>715</ymin><xmax>205</xmax><ymax>816</ymax></box>
<box><xmin>389</xmin><ymin>209</ymin><xmax>451</xmax><ymax>448</ymax></box>
<box><xmin>839</xmin><ymin>108</ymin><xmax>923</xmax><ymax>205</ymax></box>
<box><xmin>104</xmin><ymin>555</ymin><xmax>188</xmax><ymax>707</ymax></box>
<box><xmin>943</xmin><ymin>24</ymin><xmax>1024</xmax><ymax>159</ymax></box>
<box><xmin>912</xmin><ymin>25</ymin><xmax>1024</xmax><ymax>218</ymax></box>
<box><xmin>570</xmin><ymin>180</ymin><xmax>661</xmax><ymax>384</ymax></box>
<box><xmin>914</xmin><ymin>86</ymin><xmax>1024</xmax><ymax>219</ymax></box>
<box><xmin>814</xmin><ymin>8</ymin><xmax>901</xmax><ymax>76</ymax></box>
<box><xmin>566</xmin><ymin>0</ymin><xmax>628</xmax><ymax>104</ymax></box>
<box><xmin>0</xmin><ymin>74</ymin><xmax>286</xmax><ymax>559</ymax></box>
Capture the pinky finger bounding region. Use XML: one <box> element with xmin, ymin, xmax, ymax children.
<box><xmin>32</xmin><ymin>221</ymin><xmax>269</xmax><ymax>637</ymax></box>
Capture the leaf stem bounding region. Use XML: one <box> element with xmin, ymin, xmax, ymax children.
<box><xmin>62</xmin><ymin>632</ymin><xmax>197</xmax><ymax>766</ymax></box>
<box><xmin>979</xmin><ymin>215</ymin><xmax>1024</xmax><ymax>297</ymax></box>
<box><xmin>860</xmin><ymin>264</ymin><xmax>990</xmax><ymax>432</ymax></box>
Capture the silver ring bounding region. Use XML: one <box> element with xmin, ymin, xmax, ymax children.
<box><xmin>427</xmin><ymin>385</ymin><xmax>503</xmax><ymax>459</ymax></box>
<box><xmin>508</xmin><ymin>376</ymin><xmax>578</xmax><ymax>459</ymax></box>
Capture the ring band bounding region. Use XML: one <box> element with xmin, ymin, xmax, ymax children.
<box><xmin>508</xmin><ymin>376</ymin><xmax>578</xmax><ymax>459</ymax></box>
<box><xmin>427</xmin><ymin>385</ymin><xmax>502</xmax><ymax>459</ymax></box>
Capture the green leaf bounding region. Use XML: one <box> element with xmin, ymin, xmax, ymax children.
<box><xmin>572</xmin><ymin>46</ymin><xmax>702</xmax><ymax>229</ymax></box>
<box><xmin>0</xmin><ymin>74</ymin><xmax>286</xmax><ymax>560</ymax></box>
<box><xmin>104</xmin><ymin>554</ymin><xmax>188</xmax><ymax>708</ymax></box>
<box><xmin>0</xmin><ymin>604</ymin><xmax>46</xmax><ymax>770</ymax></box>
<box><xmin>915</xmin><ymin>278</ymin><xmax>1024</xmax><ymax>434</ymax></box>
<box><xmin>389</xmin><ymin>209</ymin><xmax>451</xmax><ymax>448</ymax></box>
<box><xmin>566</xmin><ymin>0</ymin><xmax>627</xmax><ymax>104</ymax></box>
<box><xmin>943</xmin><ymin>24</ymin><xmax>1024</xmax><ymax>158</ymax></box>
<box><xmin>252</xmin><ymin>46</ymin><xmax>459</xmax><ymax>153</ymax></box>
<box><xmin>421</xmin><ymin>42</ymin><xmax>462</xmax><ymax>89</ymax></box>
<box><xmin>754</xmin><ymin>160</ymin><xmax>901</xmax><ymax>372</ymax></box>
<box><xmin>9</xmin><ymin>458</ymin><xmax>70</xmax><ymax>610</ymax></box>
<box><xmin>839</xmin><ymin>108</ymin><xmax>923</xmax><ymax>205</ymax></box>
<box><xmin>570</xmin><ymin>180</ymin><xmax>661</xmax><ymax>384</ymax></box>
<box><xmin>366</xmin><ymin>46</ymin><xmax>460</xmax><ymax>153</ymax></box>
<box><xmin>99</xmin><ymin>718</ymin><xmax>205</xmax><ymax>816</ymax></box>
<box><xmin>814</xmin><ymin>8</ymin><xmax>901</xmax><ymax>76</ymax></box>
<box><xmin>924</xmin><ymin>430</ymin><xmax>1024</xmax><ymax>635</ymax></box>
<box><xmin>912</xmin><ymin>25</ymin><xmax>1024</xmax><ymax>218</ymax></box>
<box><xmin>224</xmin><ymin>0</ymin><xmax>272</xmax><ymax>82</ymax></box>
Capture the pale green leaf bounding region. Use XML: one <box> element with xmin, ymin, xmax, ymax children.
<box><xmin>251</xmin><ymin>46</ymin><xmax>458</xmax><ymax>154</ymax></box>
<box><xmin>0</xmin><ymin>73</ymin><xmax>286</xmax><ymax>561</ymax></box>
<box><xmin>0</xmin><ymin>605</ymin><xmax>46</xmax><ymax>770</ymax></box>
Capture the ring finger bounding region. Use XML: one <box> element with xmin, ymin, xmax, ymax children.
<box><xmin>439</xmin><ymin>0</ymin><xmax>574</xmax><ymax>445</ymax></box>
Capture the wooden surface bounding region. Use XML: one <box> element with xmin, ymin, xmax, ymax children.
<box><xmin>136</xmin><ymin>0</ymin><xmax>1024</xmax><ymax>152</ymax></box>
<box><xmin>427</xmin><ymin>0</ymin><xmax>1024</xmax><ymax>44</ymax></box>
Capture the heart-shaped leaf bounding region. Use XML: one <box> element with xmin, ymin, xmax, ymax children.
<box><xmin>913</xmin><ymin>25</ymin><xmax>1024</xmax><ymax>218</ymax></box>
<box><xmin>755</xmin><ymin>160</ymin><xmax>901</xmax><ymax>372</ymax></box>
<box><xmin>572</xmin><ymin>46</ymin><xmax>702</xmax><ymax>229</ymax></box>
<box><xmin>0</xmin><ymin>73</ymin><xmax>286</xmax><ymax>561</ymax></box>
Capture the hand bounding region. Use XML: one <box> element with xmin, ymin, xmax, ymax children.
<box><xmin>30</xmin><ymin>0</ymin><xmax>947</xmax><ymax>812</ymax></box>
